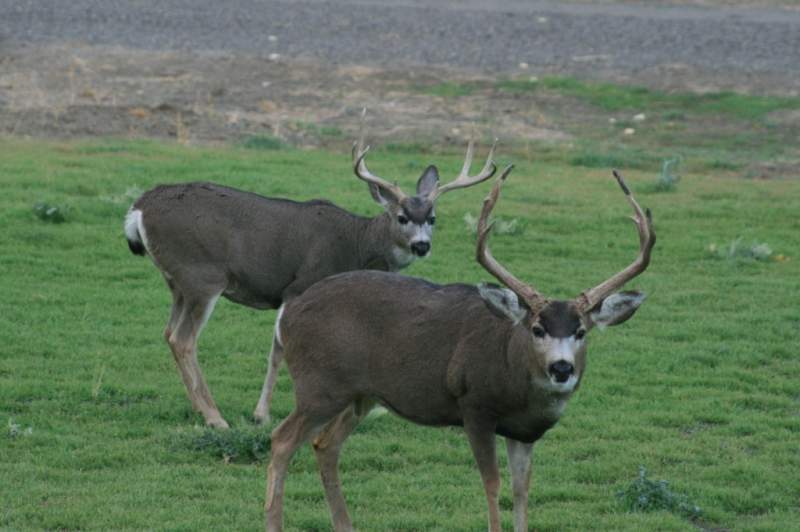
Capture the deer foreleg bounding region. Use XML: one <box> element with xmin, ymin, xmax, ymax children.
<box><xmin>506</xmin><ymin>438</ymin><xmax>533</xmax><ymax>532</ymax></box>
<box><xmin>464</xmin><ymin>416</ymin><xmax>502</xmax><ymax>532</ymax></box>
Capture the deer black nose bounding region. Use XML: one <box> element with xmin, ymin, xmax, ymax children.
<box><xmin>410</xmin><ymin>241</ymin><xmax>430</xmax><ymax>256</ymax></box>
<box><xmin>548</xmin><ymin>361</ymin><xmax>574</xmax><ymax>383</ymax></box>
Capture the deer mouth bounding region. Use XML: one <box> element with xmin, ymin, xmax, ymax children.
<box><xmin>548</xmin><ymin>374</ymin><xmax>578</xmax><ymax>393</ymax></box>
<box><xmin>410</xmin><ymin>241</ymin><xmax>431</xmax><ymax>257</ymax></box>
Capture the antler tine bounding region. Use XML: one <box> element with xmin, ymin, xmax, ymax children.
<box><xmin>430</xmin><ymin>137</ymin><xmax>498</xmax><ymax>201</ymax></box>
<box><xmin>351</xmin><ymin>108</ymin><xmax>406</xmax><ymax>201</ymax></box>
<box><xmin>576</xmin><ymin>170</ymin><xmax>656</xmax><ymax>312</ymax></box>
<box><xmin>476</xmin><ymin>165</ymin><xmax>548</xmax><ymax>313</ymax></box>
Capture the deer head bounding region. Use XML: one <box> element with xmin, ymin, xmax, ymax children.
<box><xmin>352</xmin><ymin>110</ymin><xmax>496</xmax><ymax>260</ymax></box>
<box><xmin>476</xmin><ymin>166</ymin><xmax>656</xmax><ymax>393</ymax></box>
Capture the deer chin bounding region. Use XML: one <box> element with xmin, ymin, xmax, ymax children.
<box><xmin>391</xmin><ymin>246</ymin><xmax>417</xmax><ymax>269</ymax></box>
<box><xmin>537</xmin><ymin>374</ymin><xmax>579</xmax><ymax>395</ymax></box>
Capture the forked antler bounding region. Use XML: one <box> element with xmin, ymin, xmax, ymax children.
<box><xmin>476</xmin><ymin>165</ymin><xmax>549</xmax><ymax>314</ymax></box>
<box><xmin>575</xmin><ymin>170</ymin><xmax>656</xmax><ymax>312</ymax></box>
<box><xmin>351</xmin><ymin>108</ymin><xmax>407</xmax><ymax>202</ymax></box>
<box><xmin>429</xmin><ymin>137</ymin><xmax>498</xmax><ymax>202</ymax></box>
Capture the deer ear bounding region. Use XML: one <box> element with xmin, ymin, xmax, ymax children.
<box><xmin>588</xmin><ymin>291</ymin><xmax>646</xmax><ymax>330</ymax></box>
<box><xmin>478</xmin><ymin>283</ymin><xmax>527</xmax><ymax>324</ymax></box>
<box><xmin>416</xmin><ymin>165</ymin><xmax>439</xmax><ymax>197</ymax></box>
<box><xmin>368</xmin><ymin>183</ymin><xmax>399</xmax><ymax>208</ymax></box>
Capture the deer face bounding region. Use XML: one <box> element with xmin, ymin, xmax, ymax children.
<box><xmin>527</xmin><ymin>301</ymin><xmax>587</xmax><ymax>394</ymax></box>
<box><xmin>480</xmin><ymin>286</ymin><xmax>647</xmax><ymax>395</ymax></box>
<box><xmin>369</xmin><ymin>166</ymin><xmax>439</xmax><ymax>260</ymax></box>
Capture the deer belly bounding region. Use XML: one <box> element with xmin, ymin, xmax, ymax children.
<box><xmin>374</xmin><ymin>391</ymin><xmax>461</xmax><ymax>427</ymax></box>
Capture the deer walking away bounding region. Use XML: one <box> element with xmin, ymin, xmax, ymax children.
<box><xmin>264</xmin><ymin>167</ymin><xmax>656</xmax><ymax>532</ymax></box>
<box><xmin>123</xmin><ymin>124</ymin><xmax>496</xmax><ymax>428</ymax></box>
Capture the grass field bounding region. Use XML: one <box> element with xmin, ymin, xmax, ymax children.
<box><xmin>1</xmin><ymin>135</ymin><xmax>798</xmax><ymax>531</ymax></box>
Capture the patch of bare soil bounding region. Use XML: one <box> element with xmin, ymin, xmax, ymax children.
<box><xmin>0</xmin><ymin>44</ymin><xmax>569</xmax><ymax>148</ymax></box>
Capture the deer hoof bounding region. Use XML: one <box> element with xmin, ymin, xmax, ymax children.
<box><xmin>206</xmin><ymin>416</ymin><xmax>230</xmax><ymax>430</ymax></box>
<box><xmin>252</xmin><ymin>408</ymin><xmax>271</xmax><ymax>426</ymax></box>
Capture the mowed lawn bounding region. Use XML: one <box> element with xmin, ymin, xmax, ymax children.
<box><xmin>1</xmin><ymin>137</ymin><xmax>798</xmax><ymax>531</ymax></box>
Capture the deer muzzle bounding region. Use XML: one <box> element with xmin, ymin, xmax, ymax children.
<box><xmin>548</xmin><ymin>360</ymin><xmax>575</xmax><ymax>383</ymax></box>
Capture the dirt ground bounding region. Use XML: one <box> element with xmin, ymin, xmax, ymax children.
<box><xmin>0</xmin><ymin>44</ymin><xmax>570</xmax><ymax>147</ymax></box>
<box><xmin>1</xmin><ymin>43</ymin><xmax>796</xmax><ymax>151</ymax></box>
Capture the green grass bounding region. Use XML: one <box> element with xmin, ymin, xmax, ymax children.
<box><xmin>1</xmin><ymin>137</ymin><xmax>799</xmax><ymax>530</ymax></box>
<box><xmin>419</xmin><ymin>76</ymin><xmax>800</xmax><ymax>121</ymax></box>
<box><xmin>500</xmin><ymin>76</ymin><xmax>800</xmax><ymax>120</ymax></box>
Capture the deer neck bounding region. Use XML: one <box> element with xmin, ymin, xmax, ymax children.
<box><xmin>358</xmin><ymin>213</ymin><xmax>414</xmax><ymax>272</ymax></box>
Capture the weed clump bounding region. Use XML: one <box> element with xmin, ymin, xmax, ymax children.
<box><xmin>33</xmin><ymin>202</ymin><xmax>68</xmax><ymax>223</ymax></box>
<box><xmin>617</xmin><ymin>466</ymin><xmax>702</xmax><ymax>519</ymax></box>
<box><xmin>708</xmin><ymin>238</ymin><xmax>782</xmax><ymax>262</ymax></box>
<box><xmin>7</xmin><ymin>418</ymin><xmax>33</xmax><ymax>439</ymax></box>
<box><xmin>653</xmin><ymin>156</ymin><xmax>682</xmax><ymax>192</ymax></box>
<box><xmin>463</xmin><ymin>212</ymin><xmax>525</xmax><ymax>236</ymax></box>
<box><xmin>174</xmin><ymin>425</ymin><xmax>271</xmax><ymax>463</ymax></box>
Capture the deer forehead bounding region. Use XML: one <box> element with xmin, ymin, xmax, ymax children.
<box><xmin>535</xmin><ymin>300</ymin><xmax>584</xmax><ymax>338</ymax></box>
<box><xmin>399</xmin><ymin>196</ymin><xmax>434</xmax><ymax>224</ymax></box>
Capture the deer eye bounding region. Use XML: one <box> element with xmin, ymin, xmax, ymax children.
<box><xmin>575</xmin><ymin>328</ymin><xmax>586</xmax><ymax>340</ymax></box>
<box><xmin>397</xmin><ymin>214</ymin><xmax>409</xmax><ymax>225</ymax></box>
<box><xmin>428</xmin><ymin>216</ymin><xmax>436</xmax><ymax>226</ymax></box>
<box><xmin>532</xmin><ymin>325</ymin><xmax>546</xmax><ymax>338</ymax></box>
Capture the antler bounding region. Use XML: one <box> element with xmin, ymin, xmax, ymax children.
<box><xmin>575</xmin><ymin>170</ymin><xmax>656</xmax><ymax>312</ymax></box>
<box><xmin>476</xmin><ymin>165</ymin><xmax>548</xmax><ymax>314</ymax></box>
<box><xmin>428</xmin><ymin>137</ymin><xmax>498</xmax><ymax>202</ymax></box>
<box><xmin>351</xmin><ymin>108</ymin><xmax>407</xmax><ymax>202</ymax></box>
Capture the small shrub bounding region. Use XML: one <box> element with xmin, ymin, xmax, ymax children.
<box><xmin>7</xmin><ymin>418</ymin><xmax>33</xmax><ymax>439</ymax></box>
<box><xmin>708</xmin><ymin>238</ymin><xmax>776</xmax><ymax>261</ymax></box>
<box><xmin>617</xmin><ymin>466</ymin><xmax>702</xmax><ymax>519</ymax></box>
<box><xmin>33</xmin><ymin>202</ymin><xmax>68</xmax><ymax>223</ymax></box>
<box><xmin>653</xmin><ymin>156</ymin><xmax>682</xmax><ymax>192</ymax></box>
<box><xmin>173</xmin><ymin>425</ymin><xmax>271</xmax><ymax>463</ymax></box>
<box><xmin>464</xmin><ymin>212</ymin><xmax>525</xmax><ymax>236</ymax></box>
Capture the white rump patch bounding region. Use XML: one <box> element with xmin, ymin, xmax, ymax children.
<box><xmin>124</xmin><ymin>208</ymin><xmax>150</xmax><ymax>252</ymax></box>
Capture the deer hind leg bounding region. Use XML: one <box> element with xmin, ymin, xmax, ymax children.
<box><xmin>266</xmin><ymin>404</ymin><xmax>345</xmax><ymax>532</ymax></box>
<box><xmin>253</xmin><ymin>309</ymin><xmax>285</xmax><ymax>425</ymax></box>
<box><xmin>163</xmin><ymin>278</ymin><xmax>184</xmax><ymax>343</ymax></box>
<box><xmin>311</xmin><ymin>399</ymin><xmax>375</xmax><ymax>532</ymax></box>
<box><xmin>505</xmin><ymin>438</ymin><xmax>533</xmax><ymax>532</ymax></box>
<box><xmin>166</xmin><ymin>290</ymin><xmax>228</xmax><ymax>429</ymax></box>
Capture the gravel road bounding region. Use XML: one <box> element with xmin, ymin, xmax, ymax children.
<box><xmin>3</xmin><ymin>0</ymin><xmax>800</xmax><ymax>94</ymax></box>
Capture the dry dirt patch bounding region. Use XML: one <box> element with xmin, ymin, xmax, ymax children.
<box><xmin>0</xmin><ymin>44</ymin><xmax>568</xmax><ymax>147</ymax></box>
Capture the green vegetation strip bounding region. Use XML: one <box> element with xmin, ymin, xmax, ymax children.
<box><xmin>417</xmin><ymin>76</ymin><xmax>800</xmax><ymax>119</ymax></box>
<box><xmin>1</xmin><ymin>138</ymin><xmax>798</xmax><ymax>530</ymax></box>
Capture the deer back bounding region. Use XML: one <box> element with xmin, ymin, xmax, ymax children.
<box><xmin>133</xmin><ymin>182</ymin><xmax>374</xmax><ymax>308</ymax></box>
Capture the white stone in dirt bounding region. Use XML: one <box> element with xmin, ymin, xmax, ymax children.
<box><xmin>268</xmin><ymin>35</ymin><xmax>278</xmax><ymax>42</ymax></box>
<box><xmin>519</xmin><ymin>62</ymin><xmax>529</xmax><ymax>70</ymax></box>
<box><xmin>624</xmin><ymin>128</ymin><xmax>635</xmax><ymax>135</ymax></box>
<box><xmin>633</xmin><ymin>113</ymin><xmax>646</xmax><ymax>122</ymax></box>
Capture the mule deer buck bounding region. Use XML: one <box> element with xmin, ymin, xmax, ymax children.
<box><xmin>264</xmin><ymin>167</ymin><xmax>655</xmax><ymax>531</ymax></box>
<box><xmin>124</xmin><ymin>126</ymin><xmax>497</xmax><ymax>428</ymax></box>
